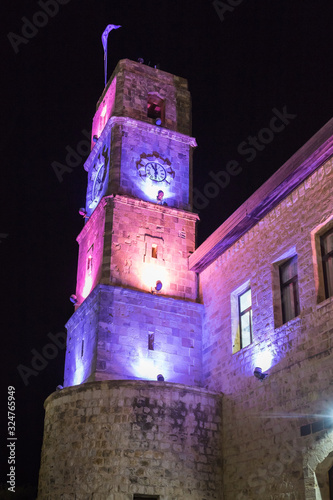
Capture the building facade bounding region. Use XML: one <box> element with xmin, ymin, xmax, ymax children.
<box><xmin>190</xmin><ymin>120</ymin><xmax>333</xmax><ymax>499</ymax></box>
<box><xmin>38</xmin><ymin>60</ymin><xmax>333</xmax><ymax>499</ymax></box>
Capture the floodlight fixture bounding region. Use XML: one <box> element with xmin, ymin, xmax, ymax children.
<box><xmin>253</xmin><ymin>367</ymin><xmax>268</xmax><ymax>381</ymax></box>
<box><xmin>70</xmin><ymin>294</ymin><xmax>78</xmax><ymax>305</ymax></box>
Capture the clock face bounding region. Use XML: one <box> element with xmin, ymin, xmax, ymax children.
<box><xmin>145</xmin><ymin>162</ymin><xmax>166</xmax><ymax>182</ymax></box>
<box><xmin>136</xmin><ymin>153</ymin><xmax>175</xmax><ymax>186</ymax></box>
<box><xmin>92</xmin><ymin>163</ymin><xmax>106</xmax><ymax>200</ymax></box>
<box><xmin>87</xmin><ymin>143</ymin><xmax>110</xmax><ymax>210</ymax></box>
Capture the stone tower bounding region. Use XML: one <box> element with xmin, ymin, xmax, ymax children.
<box><xmin>37</xmin><ymin>60</ymin><xmax>222</xmax><ymax>500</ymax></box>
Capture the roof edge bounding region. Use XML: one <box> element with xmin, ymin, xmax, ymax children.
<box><xmin>190</xmin><ymin>118</ymin><xmax>333</xmax><ymax>273</ymax></box>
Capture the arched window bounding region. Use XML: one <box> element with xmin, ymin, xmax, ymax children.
<box><xmin>329</xmin><ymin>465</ymin><xmax>333</xmax><ymax>500</ymax></box>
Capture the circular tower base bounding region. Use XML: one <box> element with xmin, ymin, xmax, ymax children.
<box><xmin>38</xmin><ymin>380</ymin><xmax>223</xmax><ymax>500</ymax></box>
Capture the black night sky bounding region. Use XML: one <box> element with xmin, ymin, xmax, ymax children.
<box><xmin>1</xmin><ymin>1</ymin><xmax>332</xmax><ymax>497</ymax></box>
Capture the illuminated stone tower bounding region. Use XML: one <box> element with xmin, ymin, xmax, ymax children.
<box><xmin>38</xmin><ymin>60</ymin><xmax>222</xmax><ymax>500</ymax></box>
<box><xmin>64</xmin><ymin>59</ymin><xmax>201</xmax><ymax>387</ymax></box>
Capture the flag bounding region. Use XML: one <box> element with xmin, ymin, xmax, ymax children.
<box><xmin>102</xmin><ymin>24</ymin><xmax>121</xmax><ymax>57</ymax></box>
<box><xmin>102</xmin><ymin>24</ymin><xmax>121</xmax><ymax>87</ymax></box>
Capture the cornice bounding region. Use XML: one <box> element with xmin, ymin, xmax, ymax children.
<box><xmin>84</xmin><ymin>116</ymin><xmax>197</xmax><ymax>172</ymax></box>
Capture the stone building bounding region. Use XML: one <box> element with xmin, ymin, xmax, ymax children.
<box><xmin>38</xmin><ymin>59</ymin><xmax>333</xmax><ymax>499</ymax></box>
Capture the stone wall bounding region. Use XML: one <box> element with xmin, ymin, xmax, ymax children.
<box><xmin>76</xmin><ymin>200</ymin><xmax>107</xmax><ymax>304</ymax></box>
<box><xmin>199</xmin><ymin>157</ymin><xmax>333</xmax><ymax>499</ymax></box>
<box><xmin>38</xmin><ymin>381</ymin><xmax>222</xmax><ymax>500</ymax></box>
<box><xmin>75</xmin><ymin>193</ymin><xmax>198</xmax><ymax>310</ymax></box>
<box><xmin>105</xmin><ymin>59</ymin><xmax>192</xmax><ymax>136</ymax></box>
<box><xmin>65</xmin><ymin>285</ymin><xmax>203</xmax><ymax>387</ymax></box>
<box><xmin>110</xmin><ymin>120</ymin><xmax>194</xmax><ymax>210</ymax></box>
<box><xmin>106</xmin><ymin>196</ymin><xmax>198</xmax><ymax>299</ymax></box>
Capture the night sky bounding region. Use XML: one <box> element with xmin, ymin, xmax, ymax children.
<box><xmin>1</xmin><ymin>0</ymin><xmax>332</xmax><ymax>496</ymax></box>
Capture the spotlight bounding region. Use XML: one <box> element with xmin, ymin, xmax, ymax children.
<box><xmin>155</xmin><ymin>118</ymin><xmax>162</xmax><ymax>126</ymax></box>
<box><xmin>56</xmin><ymin>385</ymin><xmax>64</xmax><ymax>391</ymax></box>
<box><xmin>157</xmin><ymin>374</ymin><xmax>164</xmax><ymax>382</ymax></box>
<box><xmin>93</xmin><ymin>135</ymin><xmax>99</xmax><ymax>143</ymax></box>
<box><xmin>79</xmin><ymin>208</ymin><xmax>89</xmax><ymax>219</ymax></box>
<box><xmin>157</xmin><ymin>190</ymin><xmax>164</xmax><ymax>203</ymax></box>
<box><xmin>253</xmin><ymin>367</ymin><xmax>268</xmax><ymax>381</ymax></box>
<box><xmin>152</xmin><ymin>281</ymin><xmax>163</xmax><ymax>294</ymax></box>
<box><xmin>70</xmin><ymin>294</ymin><xmax>78</xmax><ymax>305</ymax></box>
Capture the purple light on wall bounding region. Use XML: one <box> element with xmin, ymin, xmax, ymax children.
<box><xmin>73</xmin><ymin>360</ymin><xmax>85</xmax><ymax>386</ymax></box>
<box><xmin>138</xmin><ymin>182</ymin><xmax>173</xmax><ymax>205</ymax></box>
<box><xmin>254</xmin><ymin>349</ymin><xmax>274</xmax><ymax>373</ymax></box>
<box><xmin>129</xmin><ymin>351</ymin><xmax>168</xmax><ymax>381</ymax></box>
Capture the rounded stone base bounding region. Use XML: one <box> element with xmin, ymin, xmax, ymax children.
<box><xmin>38</xmin><ymin>380</ymin><xmax>222</xmax><ymax>500</ymax></box>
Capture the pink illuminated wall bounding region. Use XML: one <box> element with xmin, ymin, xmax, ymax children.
<box><xmin>75</xmin><ymin>201</ymin><xmax>106</xmax><ymax>305</ymax></box>
<box><xmin>91</xmin><ymin>77</ymin><xmax>117</xmax><ymax>148</ymax></box>
<box><xmin>106</xmin><ymin>196</ymin><xmax>198</xmax><ymax>301</ymax></box>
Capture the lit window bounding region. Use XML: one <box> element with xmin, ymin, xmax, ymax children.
<box><xmin>320</xmin><ymin>228</ymin><xmax>333</xmax><ymax>299</ymax></box>
<box><xmin>147</xmin><ymin>94</ymin><xmax>165</xmax><ymax>124</ymax></box>
<box><xmin>231</xmin><ymin>281</ymin><xmax>252</xmax><ymax>353</ymax></box>
<box><xmin>279</xmin><ymin>255</ymin><xmax>300</xmax><ymax>323</ymax></box>
<box><xmin>87</xmin><ymin>244</ymin><xmax>94</xmax><ymax>274</ymax></box>
<box><xmin>238</xmin><ymin>288</ymin><xmax>252</xmax><ymax>349</ymax></box>
<box><xmin>152</xmin><ymin>244</ymin><xmax>158</xmax><ymax>259</ymax></box>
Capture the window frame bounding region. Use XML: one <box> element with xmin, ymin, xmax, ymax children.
<box><xmin>279</xmin><ymin>255</ymin><xmax>300</xmax><ymax>324</ymax></box>
<box><xmin>320</xmin><ymin>227</ymin><xmax>333</xmax><ymax>300</ymax></box>
<box><xmin>329</xmin><ymin>465</ymin><xmax>333</xmax><ymax>500</ymax></box>
<box><xmin>231</xmin><ymin>280</ymin><xmax>253</xmax><ymax>353</ymax></box>
<box><xmin>147</xmin><ymin>93</ymin><xmax>165</xmax><ymax>125</ymax></box>
<box><xmin>238</xmin><ymin>287</ymin><xmax>253</xmax><ymax>349</ymax></box>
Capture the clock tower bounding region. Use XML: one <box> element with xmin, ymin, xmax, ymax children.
<box><xmin>64</xmin><ymin>59</ymin><xmax>200</xmax><ymax>386</ymax></box>
<box><xmin>38</xmin><ymin>60</ymin><xmax>222</xmax><ymax>500</ymax></box>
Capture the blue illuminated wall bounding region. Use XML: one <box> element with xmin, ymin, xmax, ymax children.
<box><xmin>111</xmin><ymin>119</ymin><xmax>195</xmax><ymax>210</ymax></box>
<box><xmin>64</xmin><ymin>284</ymin><xmax>203</xmax><ymax>387</ymax></box>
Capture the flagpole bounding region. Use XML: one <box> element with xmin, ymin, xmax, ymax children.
<box><xmin>104</xmin><ymin>52</ymin><xmax>107</xmax><ymax>88</ymax></box>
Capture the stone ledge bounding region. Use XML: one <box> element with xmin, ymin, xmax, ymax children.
<box><xmin>84</xmin><ymin>115</ymin><xmax>197</xmax><ymax>172</ymax></box>
<box><xmin>44</xmin><ymin>379</ymin><xmax>223</xmax><ymax>409</ymax></box>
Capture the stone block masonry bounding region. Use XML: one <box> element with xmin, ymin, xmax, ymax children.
<box><xmin>37</xmin><ymin>380</ymin><xmax>222</xmax><ymax>500</ymax></box>
<box><xmin>100</xmin><ymin>59</ymin><xmax>192</xmax><ymax>136</ymax></box>
<box><xmin>75</xmin><ymin>195</ymin><xmax>199</xmax><ymax>306</ymax></box>
<box><xmin>65</xmin><ymin>284</ymin><xmax>204</xmax><ymax>387</ymax></box>
<box><xmin>198</xmin><ymin>156</ymin><xmax>333</xmax><ymax>498</ymax></box>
